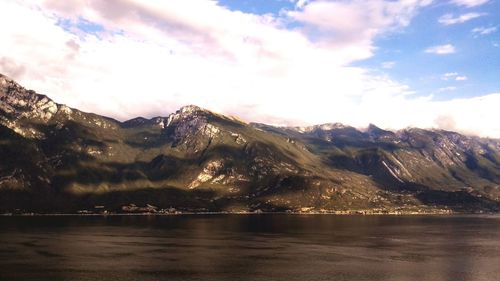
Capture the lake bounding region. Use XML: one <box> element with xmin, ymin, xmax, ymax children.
<box><xmin>1</xmin><ymin>214</ymin><xmax>499</xmax><ymax>281</ymax></box>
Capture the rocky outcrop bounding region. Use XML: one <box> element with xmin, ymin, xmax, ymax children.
<box><xmin>0</xmin><ymin>74</ymin><xmax>59</xmax><ymax>122</ymax></box>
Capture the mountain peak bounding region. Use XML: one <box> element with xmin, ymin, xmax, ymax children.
<box><xmin>0</xmin><ymin>73</ymin><xmax>18</xmax><ymax>92</ymax></box>
<box><xmin>0</xmin><ymin>73</ymin><xmax>59</xmax><ymax>122</ymax></box>
<box><xmin>0</xmin><ymin>72</ymin><xmax>14</xmax><ymax>81</ymax></box>
<box><xmin>316</xmin><ymin>123</ymin><xmax>348</xmax><ymax>131</ymax></box>
<box><xmin>165</xmin><ymin>104</ymin><xmax>211</xmax><ymax>127</ymax></box>
<box><xmin>288</xmin><ymin>122</ymin><xmax>348</xmax><ymax>133</ymax></box>
<box><xmin>367</xmin><ymin>123</ymin><xmax>381</xmax><ymax>130</ymax></box>
<box><xmin>178</xmin><ymin>105</ymin><xmax>207</xmax><ymax>114</ymax></box>
<box><xmin>365</xmin><ymin>123</ymin><xmax>390</xmax><ymax>135</ymax></box>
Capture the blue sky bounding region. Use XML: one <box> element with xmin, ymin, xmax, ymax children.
<box><xmin>218</xmin><ymin>0</ymin><xmax>296</xmax><ymax>14</ymax></box>
<box><xmin>218</xmin><ymin>0</ymin><xmax>500</xmax><ymax>100</ymax></box>
<box><xmin>0</xmin><ymin>0</ymin><xmax>499</xmax><ymax>137</ymax></box>
<box><xmin>361</xmin><ymin>0</ymin><xmax>500</xmax><ymax>100</ymax></box>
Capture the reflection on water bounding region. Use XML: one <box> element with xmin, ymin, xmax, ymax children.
<box><xmin>1</xmin><ymin>215</ymin><xmax>500</xmax><ymax>281</ymax></box>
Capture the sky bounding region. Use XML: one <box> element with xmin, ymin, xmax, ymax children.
<box><xmin>0</xmin><ymin>0</ymin><xmax>499</xmax><ymax>137</ymax></box>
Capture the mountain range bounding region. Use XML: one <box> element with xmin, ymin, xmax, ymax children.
<box><xmin>1</xmin><ymin>73</ymin><xmax>499</xmax><ymax>213</ymax></box>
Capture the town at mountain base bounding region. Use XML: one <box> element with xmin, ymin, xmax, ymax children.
<box><xmin>1</xmin><ymin>73</ymin><xmax>499</xmax><ymax>214</ymax></box>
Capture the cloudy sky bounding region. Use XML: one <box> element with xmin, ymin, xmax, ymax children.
<box><xmin>0</xmin><ymin>0</ymin><xmax>499</xmax><ymax>137</ymax></box>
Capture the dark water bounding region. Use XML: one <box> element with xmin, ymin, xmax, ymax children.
<box><xmin>1</xmin><ymin>215</ymin><xmax>500</xmax><ymax>281</ymax></box>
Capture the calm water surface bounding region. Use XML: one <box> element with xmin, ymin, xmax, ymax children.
<box><xmin>1</xmin><ymin>214</ymin><xmax>499</xmax><ymax>281</ymax></box>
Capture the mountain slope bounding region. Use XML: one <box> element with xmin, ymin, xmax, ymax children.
<box><xmin>1</xmin><ymin>73</ymin><xmax>499</xmax><ymax>213</ymax></box>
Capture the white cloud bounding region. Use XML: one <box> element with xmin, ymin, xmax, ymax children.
<box><xmin>450</xmin><ymin>0</ymin><xmax>489</xmax><ymax>7</ymax></box>
<box><xmin>472</xmin><ymin>26</ymin><xmax>497</xmax><ymax>35</ymax></box>
<box><xmin>381</xmin><ymin>61</ymin><xmax>396</xmax><ymax>69</ymax></box>
<box><xmin>420</xmin><ymin>0</ymin><xmax>435</xmax><ymax>6</ymax></box>
<box><xmin>437</xmin><ymin>86</ymin><xmax>457</xmax><ymax>92</ymax></box>
<box><xmin>441</xmin><ymin>73</ymin><xmax>467</xmax><ymax>81</ymax></box>
<box><xmin>443</xmin><ymin>72</ymin><xmax>458</xmax><ymax>78</ymax></box>
<box><xmin>287</xmin><ymin>0</ymin><xmax>433</xmax><ymax>61</ymax></box>
<box><xmin>438</xmin><ymin>13</ymin><xmax>485</xmax><ymax>25</ymax></box>
<box><xmin>442</xmin><ymin>72</ymin><xmax>467</xmax><ymax>81</ymax></box>
<box><xmin>294</xmin><ymin>0</ymin><xmax>310</xmax><ymax>9</ymax></box>
<box><xmin>0</xmin><ymin>0</ymin><xmax>498</xmax><ymax>138</ymax></box>
<box><xmin>425</xmin><ymin>44</ymin><xmax>456</xmax><ymax>54</ymax></box>
<box><xmin>430</xmin><ymin>94</ymin><xmax>500</xmax><ymax>137</ymax></box>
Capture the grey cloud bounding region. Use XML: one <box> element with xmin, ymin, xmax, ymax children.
<box><xmin>66</xmin><ymin>39</ymin><xmax>80</xmax><ymax>52</ymax></box>
<box><xmin>65</xmin><ymin>39</ymin><xmax>80</xmax><ymax>60</ymax></box>
<box><xmin>44</xmin><ymin>0</ymin><xmax>227</xmax><ymax>57</ymax></box>
<box><xmin>434</xmin><ymin>115</ymin><xmax>457</xmax><ymax>131</ymax></box>
<box><xmin>0</xmin><ymin>57</ymin><xmax>26</xmax><ymax>80</ymax></box>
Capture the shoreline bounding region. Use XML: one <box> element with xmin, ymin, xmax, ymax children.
<box><xmin>1</xmin><ymin>210</ymin><xmax>497</xmax><ymax>217</ymax></box>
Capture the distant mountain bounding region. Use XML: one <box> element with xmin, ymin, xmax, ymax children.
<box><xmin>1</xmin><ymin>73</ymin><xmax>499</xmax><ymax>213</ymax></box>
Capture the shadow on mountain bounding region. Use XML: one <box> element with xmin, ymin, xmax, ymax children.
<box><xmin>124</xmin><ymin>130</ymin><xmax>172</xmax><ymax>149</ymax></box>
<box><xmin>414</xmin><ymin>188</ymin><xmax>499</xmax><ymax>211</ymax></box>
<box><xmin>317</xmin><ymin>146</ymin><xmax>500</xmax><ymax>212</ymax></box>
<box><xmin>300</xmin><ymin>133</ymin><xmax>400</xmax><ymax>151</ymax></box>
<box><xmin>0</xmin><ymin>187</ymin><xmax>218</xmax><ymax>213</ymax></box>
